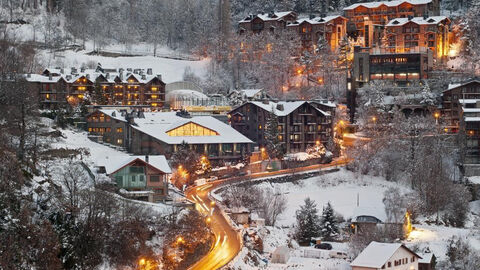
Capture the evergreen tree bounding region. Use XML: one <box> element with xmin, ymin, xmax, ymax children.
<box><xmin>320</xmin><ymin>202</ymin><xmax>338</xmax><ymax>241</ymax></box>
<box><xmin>295</xmin><ymin>197</ymin><xmax>321</xmax><ymax>244</ymax></box>
<box><xmin>264</xmin><ymin>108</ymin><xmax>285</xmax><ymax>160</ymax></box>
<box><xmin>92</xmin><ymin>81</ymin><xmax>107</xmax><ymax>105</ymax></box>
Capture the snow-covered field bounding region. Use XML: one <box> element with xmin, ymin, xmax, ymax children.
<box><xmin>37</xmin><ymin>49</ymin><xmax>210</xmax><ymax>84</ymax></box>
<box><xmin>253</xmin><ymin>170</ymin><xmax>410</xmax><ymax>227</ymax></box>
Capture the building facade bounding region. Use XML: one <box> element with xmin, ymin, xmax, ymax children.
<box><xmin>106</xmin><ymin>156</ymin><xmax>171</xmax><ymax>202</ymax></box>
<box><xmin>343</xmin><ymin>0</ymin><xmax>440</xmax><ymax>48</ymax></box>
<box><xmin>287</xmin><ymin>16</ymin><xmax>348</xmax><ymax>51</ymax></box>
<box><xmin>441</xmin><ymin>80</ymin><xmax>480</xmax><ymax>131</ymax></box>
<box><xmin>347</xmin><ymin>46</ymin><xmax>433</xmax><ymax>120</ymax></box>
<box><xmin>27</xmin><ymin>67</ymin><xmax>166</xmax><ymax>109</ymax></box>
<box><xmin>229</xmin><ymin>101</ymin><xmax>335</xmax><ymax>153</ymax></box>
<box><xmin>351</xmin><ymin>241</ymin><xmax>421</xmax><ymax>270</ymax></box>
<box><xmin>86</xmin><ymin>109</ymin><xmax>253</xmax><ymax>162</ymax></box>
<box><xmin>238</xmin><ymin>11</ymin><xmax>297</xmax><ymax>34</ymax></box>
<box><xmin>384</xmin><ymin>16</ymin><xmax>450</xmax><ymax>59</ymax></box>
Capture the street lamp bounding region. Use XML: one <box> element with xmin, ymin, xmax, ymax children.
<box><xmin>434</xmin><ymin>112</ymin><xmax>440</xmax><ymax>125</ymax></box>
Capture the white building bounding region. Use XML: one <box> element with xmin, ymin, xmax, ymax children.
<box><xmin>351</xmin><ymin>241</ymin><xmax>421</xmax><ymax>270</ymax></box>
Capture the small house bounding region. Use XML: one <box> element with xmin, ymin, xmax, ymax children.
<box><xmin>271</xmin><ymin>246</ymin><xmax>290</xmax><ymax>264</ymax></box>
<box><xmin>419</xmin><ymin>253</ymin><xmax>436</xmax><ymax>270</ymax></box>
<box><xmin>351</xmin><ymin>241</ymin><xmax>421</xmax><ymax>270</ymax></box>
<box><xmin>106</xmin><ymin>155</ymin><xmax>171</xmax><ymax>202</ymax></box>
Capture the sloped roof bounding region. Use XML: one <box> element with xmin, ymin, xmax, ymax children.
<box><xmin>250</xmin><ymin>101</ymin><xmax>306</xmax><ymax>116</ymax></box>
<box><xmin>344</xmin><ymin>0</ymin><xmax>432</xmax><ymax>10</ymax></box>
<box><xmin>240</xmin><ymin>89</ymin><xmax>263</xmax><ymax>98</ymax></box>
<box><xmin>350</xmin><ymin>242</ymin><xmax>421</xmax><ymax>268</ymax></box>
<box><xmin>386</xmin><ymin>16</ymin><xmax>449</xmax><ymax>27</ymax></box>
<box><xmin>239</xmin><ymin>11</ymin><xmax>295</xmax><ymax>23</ymax></box>
<box><xmin>106</xmin><ymin>155</ymin><xmax>171</xmax><ymax>175</ymax></box>
<box><xmin>418</xmin><ymin>253</ymin><xmax>434</xmax><ymax>264</ymax></box>
<box><xmin>444</xmin><ymin>80</ymin><xmax>480</xmax><ymax>92</ymax></box>
<box><xmin>130</xmin><ymin>111</ymin><xmax>253</xmax><ymax>145</ymax></box>
<box><xmin>26</xmin><ymin>74</ymin><xmax>64</xmax><ymax>83</ymax></box>
<box><xmin>98</xmin><ymin>109</ymin><xmax>128</xmax><ymax>122</ymax></box>
<box><xmin>288</xmin><ymin>15</ymin><xmax>346</xmax><ymax>26</ymax></box>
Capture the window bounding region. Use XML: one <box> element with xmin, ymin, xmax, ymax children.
<box><xmin>99</xmin><ymin>115</ymin><xmax>105</xmax><ymax>122</ymax></box>
<box><xmin>150</xmin><ymin>175</ymin><xmax>160</xmax><ymax>182</ymax></box>
<box><xmin>258</xmin><ymin>125</ymin><xmax>262</xmax><ymax>130</ymax></box>
<box><xmin>278</xmin><ymin>135</ymin><xmax>283</xmax><ymax>141</ymax></box>
<box><xmin>130</xmin><ymin>167</ymin><xmax>144</xmax><ymax>173</ymax></box>
<box><xmin>117</xmin><ymin>138</ymin><xmax>123</xmax><ymax>145</ymax></box>
<box><xmin>387</xmin><ymin>262</ymin><xmax>391</xmax><ymax>267</ymax></box>
<box><xmin>139</xmin><ymin>175</ymin><xmax>144</xmax><ymax>182</ymax></box>
<box><xmin>115</xmin><ymin>176</ymin><xmax>123</xmax><ymax>185</ymax></box>
<box><xmin>117</xmin><ymin>127</ymin><xmax>123</xmax><ymax>133</ymax></box>
<box><xmin>131</xmin><ymin>175</ymin><xmax>136</xmax><ymax>182</ymax></box>
<box><xmin>167</xmin><ymin>122</ymin><xmax>218</xmax><ymax>136</ymax></box>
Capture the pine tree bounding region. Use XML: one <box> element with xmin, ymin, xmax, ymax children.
<box><xmin>320</xmin><ymin>202</ymin><xmax>338</xmax><ymax>241</ymax></box>
<box><xmin>92</xmin><ymin>81</ymin><xmax>107</xmax><ymax>105</ymax></box>
<box><xmin>264</xmin><ymin>108</ymin><xmax>284</xmax><ymax>160</ymax></box>
<box><xmin>295</xmin><ymin>197</ymin><xmax>321</xmax><ymax>244</ymax></box>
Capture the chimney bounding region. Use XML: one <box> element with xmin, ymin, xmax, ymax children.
<box><xmin>408</xmin><ymin>15</ymin><xmax>413</xmax><ymax>21</ymax></box>
<box><xmin>27</xmin><ymin>73</ymin><xmax>31</xmax><ymax>78</ymax></box>
<box><xmin>80</xmin><ymin>67</ymin><xmax>85</xmax><ymax>72</ymax></box>
<box><xmin>60</xmin><ymin>68</ymin><xmax>64</xmax><ymax>74</ymax></box>
<box><xmin>86</xmin><ymin>74</ymin><xmax>90</xmax><ymax>79</ymax></box>
<box><xmin>145</xmin><ymin>155</ymin><xmax>149</xmax><ymax>164</ymax></box>
<box><xmin>71</xmin><ymin>67</ymin><xmax>77</xmax><ymax>74</ymax></box>
<box><xmin>49</xmin><ymin>74</ymin><xmax>52</xmax><ymax>81</ymax></box>
<box><xmin>276</xmin><ymin>104</ymin><xmax>284</xmax><ymax>111</ymax></box>
<box><xmin>156</xmin><ymin>74</ymin><xmax>162</xmax><ymax>81</ymax></box>
<box><xmin>66</xmin><ymin>75</ymin><xmax>72</xmax><ymax>80</ymax></box>
<box><xmin>141</xmin><ymin>74</ymin><xmax>146</xmax><ymax>80</ymax></box>
<box><xmin>106</xmin><ymin>72</ymin><xmax>110</xmax><ymax>79</ymax></box>
<box><xmin>147</xmin><ymin>68</ymin><xmax>152</xmax><ymax>75</ymax></box>
<box><xmin>262</xmin><ymin>99</ymin><xmax>270</xmax><ymax>105</ymax></box>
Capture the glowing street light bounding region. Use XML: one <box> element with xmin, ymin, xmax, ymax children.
<box><xmin>434</xmin><ymin>112</ymin><xmax>440</xmax><ymax>125</ymax></box>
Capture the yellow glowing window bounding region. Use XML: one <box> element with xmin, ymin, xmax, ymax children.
<box><xmin>152</xmin><ymin>103</ymin><xmax>158</xmax><ymax>107</ymax></box>
<box><xmin>152</xmin><ymin>95</ymin><xmax>157</xmax><ymax>99</ymax></box>
<box><xmin>151</xmin><ymin>87</ymin><xmax>158</xmax><ymax>91</ymax></box>
<box><xmin>166</xmin><ymin>122</ymin><xmax>218</xmax><ymax>137</ymax></box>
<box><xmin>78</xmin><ymin>86</ymin><xmax>86</xmax><ymax>91</ymax></box>
<box><xmin>78</xmin><ymin>94</ymin><xmax>84</xmax><ymax>99</ymax></box>
<box><xmin>46</xmin><ymin>94</ymin><xmax>50</xmax><ymax>99</ymax></box>
<box><xmin>117</xmin><ymin>127</ymin><xmax>123</xmax><ymax>133</ymax></box>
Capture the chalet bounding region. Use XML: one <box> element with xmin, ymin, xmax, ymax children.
<box><xmin>26</xmin><ymin>74</ymin><xmax>69</xmax><ymax>109</ymax></box>
<box><xmin>26</xmin><ymin>66</ymin><xmax>166</xmax><ymax>109</ymax></box>
<box><xmin>343</xmin><ymin>0</ymin><xmax>440</xmax><ymax>47</ymax></box>
<box><xmin>229</xmin><ymin>100</ymin><xmax>335</xmax><ymax>153</ymax></box>
<box><xmin>287</xmin><ymin>15</ymin><xmax>348</xmax><ymax>51</ymax></box>
<box><xmin>238</xmin><ymin>11</ymin><xmax>297</xmax><ymax>34</ymax></box>
<box><xmin>350</xmin><ymin>206</ymin><xmax>406</xmax><ymax>238</ymax></box>
<box><xmin>385</xmin><ymin>16</ymin><xmax>450</xmax><ymax>59</ymax></box>
<box><xmin>86</xmin><ymin>109</ymin><xmax>253</xmax><ymax>162</ymax></box>
<box><xmin>105</xmin><ymin>155</ymin><xmax>171</xmax><ymax>202</ymax></box>
<box><xmin>351</xmin><ymin>241</ymin><xmax>422</xmax><ymax>270</ymax></box>
<box><xmin>441</xmin><ymin>80</ymin><xmax>480</xmax><ymax>130</ymax></box>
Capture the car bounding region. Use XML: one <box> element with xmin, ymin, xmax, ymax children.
<box><xmin>208</xmin><ymin>176</ymin><xmax>218</xmax><ymax>181</ymax></box>
<box><xmin>329</xmin><ymin>251</ymin><xmax>348</xmax><ymax>259</ymax></box>
<box><xmin>314</xmin><ymin>243</ymin><xmax>332</xmax><ymax>250</ymax></box>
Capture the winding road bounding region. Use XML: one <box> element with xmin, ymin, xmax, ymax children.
<box><xmin>185</xmin><ymin>158</ymin><xmax>350</xmax><ymax>270</ymax></box>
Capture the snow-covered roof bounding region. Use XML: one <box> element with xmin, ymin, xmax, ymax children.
<box><xmin>105</xmin><ymin>155</ymin><xmax>171</xmax><ymax>175</ymax></box>
<box><xmin>351</xmin><ymin>206</ymin><xmax>387</xmax><ymax>223</ymax></box>
<box><xmin>462</xmin><ymin>108</ymin><xmax>480</xmax><ymax>113</ymax></box>
<box><xmin>239</xmin><ymin>11</ymin><xmax>295</xmax><ymax>23</ymax></box>
<box><xmin>26</xmin><ymin>74</ymin><xmax>64</xmax><ymax>83</ymax></box>
<box><xmin>386</xmin><ymin>16</ymin><xmax>449</xmax><ymax>27</ymax></box>
<box><xmin>459</xmin><ymin>99</ymin><xmax>480</xmax><ymax>104</ymax></box>
<box><xmin>250</xmin><ymin>101</ymin><xmax>305</xmax><ymax>116</ymax></box>
<box><xmin>97</xmin><ymin>109</ymin><xmax>128</xmax><ymax>122</ymax></box>
<box><xmin>166</xmin><ymin>89</ymin><xmax>209</xmax><ymax>100</ymax></box>
<box><xmin>418</xmin><ymin>253</ymin><xmax>434</xmax><ymax>264</ymax></box>
<box><xmin>240</xmin><ymin>89</ymin><xmax>263</xmax><ymax>98</ymax></box>
<box><xmin>130</xmin><ymin>111</ymin><xmax>253</xmax><ymax>145</ymax></box>
<box><xmin>445</xmin><ymin>80</ymin><xmax>480</xmax><ymax>92</ymax></box>
<box><xmin>350</xmin><ymin>242</ymin><xmax>420</xmax><ymax>268</ymax></box>
<box><xmin>288</xmin><ymin>15</ymin><xmax>346</xmax><ymax>26</ymax></box>
<box><xmin>344</xmin><ymin>0</ymin><xmax>432</xmax><ymax>10</ymax></box>
<box><xmin>464</xmin><ymin>117</ymin><xmax>480</xmax><ymax>122</ymax></box>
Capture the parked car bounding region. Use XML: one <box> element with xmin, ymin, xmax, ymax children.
<box><xmin>208</xmin><ymin>176</ymin><xmax>218</xmax><ymax>182</ymax></box>
<box><xmin>329</xmin><ymin>251</ymin><xmax>348</xmax><ymax>259</ymax></box>
<box><xmin>314</xmin><ymin>243</ymin><xmax>332</xmax><ymax>250</ymax></box>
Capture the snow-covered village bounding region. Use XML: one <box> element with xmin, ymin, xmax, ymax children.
<box><xmin>1</xmin><ymin>0</ymin><xmax>480</xmax><ymax>269</ymax></box>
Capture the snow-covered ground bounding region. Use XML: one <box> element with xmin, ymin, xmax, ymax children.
<box><xmin>253</xmin><ymin>169</ymin><xmax>410</xmax><ymax>227</ymax></box>
<box><xmin>37</xmin><ymin>49</ymin><xmax>210</xmax><ymax>84</ymax></box>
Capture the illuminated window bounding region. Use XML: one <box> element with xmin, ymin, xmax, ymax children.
<box><xmin>117</xmin><ymin>127</ymin><xmax>123</xmax><ymax>133</ymax></box>
<box><xmin>151</xmin><ymin>87</ymin><xmax>158</xmax><ymax>91</ymax></box>
<box><xmin>46</xmin><ymin>94</ymin><xmax>50</xmax><ymax>100</ymax></box>
<box><xmin>258</xmin><ymin>125</ymin><xmax>262</xmax><ymax>130</ymax></box>
<box><xmin>117</xmin><ymin>139</ymin><xmax>123</xmax><ymax>145</ymax></box>
<box><xmin>88</xmin><ymin>127</ymin><xmax>92</xmax><ymax>132</ymax></box>
<box><xmin>166</xmin><ymin>122</ymin><xmax>218</xmax><ymax>137</ymax></box>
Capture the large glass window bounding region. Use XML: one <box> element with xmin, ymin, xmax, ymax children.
<box><xmin>167</xmin><ymin>122</ymin><xmax>218</xmax><ymax>136</ymax></box>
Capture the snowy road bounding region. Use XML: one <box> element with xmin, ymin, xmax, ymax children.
<box><xmin>185</xmin><ymin>157</ymin><xmax>350</xmax><ymax>270</ymax></box>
